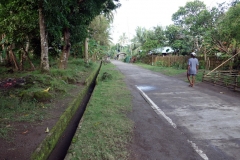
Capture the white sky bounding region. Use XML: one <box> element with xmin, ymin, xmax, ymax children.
<box><xmin>111</xmin><ymin>0</ymin><xmax>230</xmax><ymax>44</ymax></box>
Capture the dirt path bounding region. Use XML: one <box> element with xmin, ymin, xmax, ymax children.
<box><xmin>112</xmin><ymin>60</ymin><xmax>240</xmax><ymax>160</ymax></box>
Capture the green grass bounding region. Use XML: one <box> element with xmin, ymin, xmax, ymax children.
<box><xmin>195</xmin><ymin>70</ymin><xmax>204</xmax><ymax>83</ymax></box>
<box><xmin>0</xmin><ymin>58</ymin><xmax>97</xmax><ymax>140</ymax></box>
<box><xmin>136</xmin><ymin>63</ymin><xmax>186</xmax><ymax>76</ymax></box>
<box><xmin>68</xmin><ymin>63</ymin><xmax>133</xmax><ymax>160</ymax></box>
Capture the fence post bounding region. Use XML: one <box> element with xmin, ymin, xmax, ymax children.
<box><xmin>151</xmin><ymin>54</ymin><xmax>153</xmax><ymax>66</ymax></box>
<box><xmin>213</xmin><ymin>71</ymin><xmax>218</xmax><ymax>85</ymax></box>
<box><xmin>168</xmin><ymin>57</ymin><xmax>170</xmax><ymax>67</ymax></box>
<box><xmin>234</xmin><ymin>75</ymin><xmax>237</xmax><ymax>91</ymax></box>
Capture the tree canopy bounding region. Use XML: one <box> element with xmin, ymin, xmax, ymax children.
<box><xmin>128</xmin><ymin>0</ymin><xmax>240</xmax><ymax>57</ymax></box>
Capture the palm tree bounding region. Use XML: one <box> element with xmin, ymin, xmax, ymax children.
<box><xmin>88</xmin><ymin>15</ymin><xmax>113</xmax><ymax>60</ymax></box>
<box><xmin>135</xmin><ymin>27</ymin><xmax>148</xmax><ymax>46</ymax></box>
<box><xmin>89</xmin><ymin>15</ymin><xmax>112</xmax><ymax>46</ymax></box>
<box><xmin>118</xmin><ymin>33</ymin><xmax>128</xmax><ymax>51</ymax></box>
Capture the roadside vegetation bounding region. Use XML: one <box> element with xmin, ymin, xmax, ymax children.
<box><xmin>0</xmin><ymin>58</ymin><xmax>97</xmax><ymax>140</ymax></box>
<box><xmin>68</xmin><ymin>63</ymin><xmax>133</xmax><ymax>159</ymax></box>
<box><xmin>114</xmin><ymin>1</ymin><xmax>240</xmax><ymax>71</ymax></box>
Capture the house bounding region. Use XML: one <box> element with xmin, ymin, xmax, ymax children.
<box><xmin>161</xmin><ymin>46</ymin><xmax>174</xmax><ymax>56</ymax></box>
<box><xmin>162</xmin><ymin>47</ymin><xmax>174</xmax><ymax>54</ymax></box>
<box><xmin>149</xmin><ymin>46</ymin><xmax>174</xmax><ymax>56</ymax></box>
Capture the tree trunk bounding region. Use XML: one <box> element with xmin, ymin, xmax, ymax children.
<box><xmin>1</xmin><ymin>34</ymin><xmax>6</xmax><ymax>63</ymax></box>
<box><xmin>84</xmin><ymin>37</ymin><xmax>89</xmax><ymax>63</ymax></box>
<box><xmin>8</xmin><ymin>44</ymin><xmax>19</xmax><ymax>70</ymax></box>
<box><xmin>19</xmin><ymin>39</ymin><xmax>27</xmax><ymax>70</ymax></box>
<box><xmin>59</xmin><ymin>28</ymin><xmax>71</xmax><ymax>69</ymax></box>
<box><xmin>1</xmin><ymin>34</ymin><xmax>11</xmax><ymax>64</ymax></box>
<box><xmin>0</xmin><ymin>53</ymin><xmax>3</xmax><ymax>63</ymax></box>
<box><xmin>21</xmin><ymin>40</ymin><xmax>35</xmax><ymax>71</ymax></box>
<box><xmin>19</xmin><ymin>51</ymin><xmax>24</xmax><ymax>71</ymax></box>
<box><xmin>1</xmin><ymin>33</ymin><xmax>9</xmax><ymax>62</ymax></box>
<box><xmin>39</xmin><ymin>2</ymin><xmax>49</xmax><ymax>72</ymax></box>
<box><xmin>26</xmin><ymin>53</ymin><xmax>36</xmax><ymax>71</ymax></box>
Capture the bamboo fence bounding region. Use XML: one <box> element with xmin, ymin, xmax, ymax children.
<box><xmin>141</xmin><ymin>55</ymin><xmax>189</xmax><ymax>67</ymax></box>
<box><xmin>205</xmin><ymin>57</ymin><xmax>234</xmax><ymax>70</ymax></box>
<box><xmin>141</xmin><ymin>55</ymin><xmax>234</xmax><ymax>69</ymax></box>
<box><xmin>140</xmin><ymin>55</ymin><xmax>240</xmax><ymax>91</ymax></box>
<box><xmin>202</xmin><ymin>70</ymin><xmax>240</xmax><ymax>91</ymax></box>
<box><xmin>141</xmin><ymin>55</ymin><xmax>203</xmax><ymax>68</ymax></box>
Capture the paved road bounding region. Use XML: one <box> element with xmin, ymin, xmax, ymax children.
<box><xmin>112</xmin><ymin>60</ymin><xmax>240</xmax><ymax>160</ymax></box>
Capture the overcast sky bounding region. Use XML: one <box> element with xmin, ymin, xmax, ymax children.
<box><xmin>111</xmin><ymin>0</ymin><xmax>230</xmax><ymax>44</ymax></box>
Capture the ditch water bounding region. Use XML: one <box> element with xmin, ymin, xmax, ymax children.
<box><xmin>47</xmin><ymin>66</ymin><xmax>100</xmax><ymax>160</ymax></box>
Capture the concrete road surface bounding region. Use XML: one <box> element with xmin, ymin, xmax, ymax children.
<box><xmin>112</xmin><ymin>60</ymin><xmax>240</xmax><ymax>160</ymax></box>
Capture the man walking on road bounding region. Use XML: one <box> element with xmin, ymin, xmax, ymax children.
<box><xmin>187</xmin><ymin>52</ymin><xmax>199</xmax><ymax>87</ymax></box>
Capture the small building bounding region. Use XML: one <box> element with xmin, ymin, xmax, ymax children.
<box><xmin>117</xmin><ymin>52</ymin><xmax>126</xmax><ymax>60</ymax></box>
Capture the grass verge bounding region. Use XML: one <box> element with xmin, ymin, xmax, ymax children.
<box><xmin>136</xmin><ymin>63</ymin><xmax>204</xmax><ymax>83</ymax></box>
<box><xmin>0</xmin><ymin>58</ymin><xmax>97</xmax><ymax>140</ymax></box>
<box><xmin>67</xmin><ymin>63</ymin><xmax>133</xmax><ymax>160</ymax></box>
<box><xmin>136</xmin><ymin>63</ymin><xmax>186</xmax><ymax>76</ymax></box>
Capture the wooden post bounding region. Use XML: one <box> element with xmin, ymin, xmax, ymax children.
<box><xmin>151</xmin><ymin>54</ymin><xmax>153</xmax><ymax>66</ymax></box>
<box><xmin>234</xmin><ymin>75</ymin><xmax>238</xmax><ymax>91</ymax></box>
<box><xmin>84</xmin><ymin>37</ymin><xmax>89</xmax><ymax>64</ymax></box>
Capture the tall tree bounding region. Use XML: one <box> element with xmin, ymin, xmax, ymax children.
<box><xmin>172</xmin><ymin>0</ymin><xmax>206</xmax><ymax>31</ymax></box>
<box><xmin>153</xmin><ymin>26</ymin><xmax>166</xmax><ymax>46</ymax></box>
<box><xmin>134</xmin><ymin>27</ymin><xmax>148</xmax><ymax>46</ymax></box>
<box><xmin>164</xmin><ymin>25</ymin><xmax>190</xmax><ymax>54</ymax></box>
<box><xmin>39</xmin><ymin>0</ymin><xmax>50</xmax><ymax>72</ymax></box>
<box><xmin>141</xmin><ymin>28</ymin><xmax>163</xmax><ymax>52</ymax></box>
<box><xmin>42</xmin><ymin>0</ymin><xmax>120</xmax><ymax>68</ymax></box>
<box><xmin>195</xmin><ymin>3</ymin><xmax>227</xmax><ymax>59</ymax></box>
<box><xmin>172</xmin><ymin>0</ymin><xmax>207</xmax><ymax>52</ymax></box>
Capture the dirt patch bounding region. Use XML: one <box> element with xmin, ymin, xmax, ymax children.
<box><xmin>0</xmin><ymin>85</ymin><xmax>83</xmax><ymax>160</ymax></box>
<box><xmin>0</xmin><ymin>77</ymin><xmax>25</xmax><ymax>89</ymax></box>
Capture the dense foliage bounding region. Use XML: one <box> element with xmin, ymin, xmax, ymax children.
<box><xmin>0</xmin><ymin>0</ymin><xmax>120</xmax><ymax>71</ymax></box>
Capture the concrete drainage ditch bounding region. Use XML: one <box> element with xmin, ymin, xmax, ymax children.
<box><xmin>31</xmin><ymin>62</ymin><xmax>101</xmax><ymax>160</ymax></box>
<box><xmin>47</xmin><ymin>77</ymin><xmax>96</xmax><ymax>160</ymax></box>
